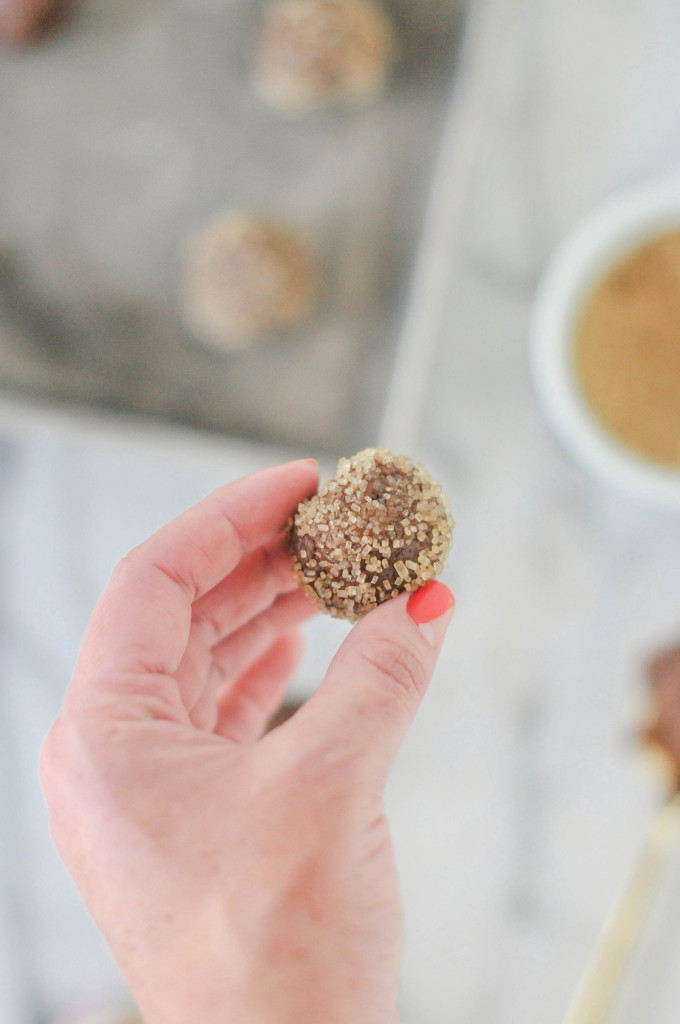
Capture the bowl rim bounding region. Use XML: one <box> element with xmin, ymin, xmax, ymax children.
<box><xmin>530</xmin><ymin>177</ymin><xmax>680</xmax><ymax>511</ymax></box>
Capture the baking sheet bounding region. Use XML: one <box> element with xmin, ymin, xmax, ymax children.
<box><xmin>0</xmin><ymin>0</ymin><xmax>464</xmax><ymax>456</ymax></box>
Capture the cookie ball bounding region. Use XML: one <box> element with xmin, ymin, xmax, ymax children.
<box><xmin>254</xmin><ymin>0</ymin><xmax>396</xmax><ymax>113</ymax></box>
<box><xmin>288</xmin><ymin>448</ymin><xmax>454</xmax><ymax>621</ymax></box>
<box><xmin>644</xmin><ymin>643</ymin><xmax>680</xmax><ymax>787</ymax></box>
<box><xmin>0</xmin><ymin>0</ymin><xmax>65</xmax><ymax>45</ymax></box>
<box><xmin>183</xmin><ymin>212</ymin><xmax>316</xmax><ymax>350</ymax></box>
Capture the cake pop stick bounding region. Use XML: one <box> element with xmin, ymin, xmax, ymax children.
<box><xmin>562</xmin><ymin>644</ymin><xmax>680</xmax><ymax>1024</ymax></box>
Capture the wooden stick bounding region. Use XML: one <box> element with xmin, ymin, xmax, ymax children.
<box><xmin>563</xmin><ymin>792</ymin><xmax>680</xmax><ymax>1024</ymax></box>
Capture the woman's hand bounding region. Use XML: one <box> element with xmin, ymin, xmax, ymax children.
<box><xmin>40</xmin><ymin>459</ymin><xmax>454</xmax><ymax>1024</ymax></box>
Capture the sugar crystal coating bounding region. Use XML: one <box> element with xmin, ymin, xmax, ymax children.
<box><xmin>287</xmin><ymin>448</ymin><xmax>454</xmax><ymax>621</ymax></box>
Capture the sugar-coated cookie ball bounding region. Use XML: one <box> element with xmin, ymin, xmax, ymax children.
<box><xmin>288</xmin><ymin>448</ymin><xmax>454</xmax><ymax>621</ymax></box>
<box><xmin>0</xmin><ymin>0</ymin><xmax>65</xmax><ymax>44</ymax></box>
<box><xmin>254</xmin><ymin>0</ymin><xmax>396</xmax><ymax>113</ymax></box>
<box><xmin>183</xmin><ymin>212</ymin><xmax>316</xmax><ymax>350</ymax></box>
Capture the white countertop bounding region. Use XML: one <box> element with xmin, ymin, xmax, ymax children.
<box><xmin>3</xmin><ymin>1</ymin><xmax>680</xmax><ymax>1022</ymax></box>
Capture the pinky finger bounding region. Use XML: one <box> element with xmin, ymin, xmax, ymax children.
<box><xmin>214</xmin><ymin>630</ymin><xmax>305</xmax><ymax>744</ymax></box>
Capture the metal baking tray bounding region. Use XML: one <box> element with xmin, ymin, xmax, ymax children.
<box><xmin>0</xmin><ymin>0</ymin><xmax>467</xmax><ymax>458</ymax></box>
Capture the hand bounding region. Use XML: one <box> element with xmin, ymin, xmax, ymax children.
<box><xmin>40</xmin><ymin>459</ymin><xmax>454</xmax><ymax>1024</ymax></box>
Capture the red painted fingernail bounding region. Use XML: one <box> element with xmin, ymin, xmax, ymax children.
<box><xmin>407</xmin><ymin>580</ymin><xmax>455</xmax><ymax>624</ymax></box>
<box><xmin>407</xmin><ymin>581</ymin><xmax>455</xmax><ymax>648</ymax></box>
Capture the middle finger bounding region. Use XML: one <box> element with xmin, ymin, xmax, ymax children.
<box><xmin>175</xmin><ymin>535</ymin><xmax>299</xmax><ymax>708</ymax></box>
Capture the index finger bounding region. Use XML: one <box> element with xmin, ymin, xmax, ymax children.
<box><xmin>77</xmin><ymin>459</ymin><xmax>318</xmax><ymax>680</ymax></box>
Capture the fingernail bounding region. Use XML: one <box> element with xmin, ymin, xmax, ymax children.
<box><xmin>407</xmin><ymin>581</ymin><xmax>455</xmax><ymax>648</ymax></box>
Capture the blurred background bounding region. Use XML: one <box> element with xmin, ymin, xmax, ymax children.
<box><xmin>1</xmin><ymin>0</ymin><xmax>680</xmax><ymax>1022</ymax></box>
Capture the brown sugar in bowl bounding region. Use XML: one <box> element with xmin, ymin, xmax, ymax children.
<box><xmin>572</xmin><ymin>231</ymin><xmax>680</xmax><ymax>469</ymax></box>
<box><xmin>531</xmin><ymin>180</ymin><xmax>680</xmax><ymax>510</ymax></box>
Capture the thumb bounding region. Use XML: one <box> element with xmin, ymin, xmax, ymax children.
<box><xmin>287</xmin><ymin>581</ymin><xmax>454</xmax><ymax>778</ymax></box>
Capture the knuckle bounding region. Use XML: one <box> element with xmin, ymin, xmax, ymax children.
<box><xmin>109</xmin><ymin>547</ymin><xmax>142</xmax><ymax>584</ymax></box>
<box><xmin>98</xmin><ymin>670</ymin><xmax>187</xmax><ymax>723</ymax></box>
<box><xmin>191</xmin><ymin>604</ymin><xmax>223</xmax><ymax>645</ymax></box>
<box><xmin>357</xmin><ymin>635</ymin><xmax>429</xmax><ymax>702</ymax></box>
<box><xmin>39</xmin><ymin>715</ymin><xmax>72</xmax><ymax>808</ymax></box>
<box><xmin>38</xmin><ymin>722</ymin><xmax>59</xmax><ymax>790</ymax></box>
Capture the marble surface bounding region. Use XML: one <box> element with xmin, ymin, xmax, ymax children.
<box><xmin>3</xmin><ymin>0</ymin><xmax>680</xmax><ymax>1022</ymax></box>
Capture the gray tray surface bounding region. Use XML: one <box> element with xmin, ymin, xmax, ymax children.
<box><xmin>0</xmin><ymin>0</ymin><xmax>462</xmax><ymax>454</ymax></box>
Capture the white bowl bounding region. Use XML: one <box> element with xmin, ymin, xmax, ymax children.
<box><xmin>530</xmin><ymin>178</ymin><xmax>680</xmax><ymax>511</ymax></box>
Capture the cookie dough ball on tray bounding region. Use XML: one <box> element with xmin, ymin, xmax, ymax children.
<box><xmin>288</xmin><ymin>448</ymin><xmax>454</xmax><ymax>621</ymax></box>
<box><xmin>183</xmin><ymin>211</ymin><xmax>316</xmax><ymax>351</ymax></box>
<box><xmin>254</xmin><ymin>0</ymin><xmax>396</xmax><ymax>113</ymax></box>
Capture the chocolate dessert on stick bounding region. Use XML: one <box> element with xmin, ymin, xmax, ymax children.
<box><xmin>562</xmin><ymin>643</ymin><xmax>680</xmax><ymax>1024</ymax></box>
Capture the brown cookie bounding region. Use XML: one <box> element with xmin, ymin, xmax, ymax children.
<box><xmin>288</xmin><ymin>448</ymin><xmax>454</xmax><ymax>621</ymax></box>
<box><xmin>644</xmin><ymin>644</ymin><xmax>680</xmax><ymax>788</ymax></box>
<box><xmin>0</xmin><ymin>0</ymin><xmax>68</xmax><ymax>45</ymax></box>
<box><xmin>254</xmin><ymin>0</ymin><xmax>396</xmax><ymax>113</ymax></box>
<box><xmin>183</xmin><ymin>211</ymin><xmax>316</xmax><ymax>350</ymax></box>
